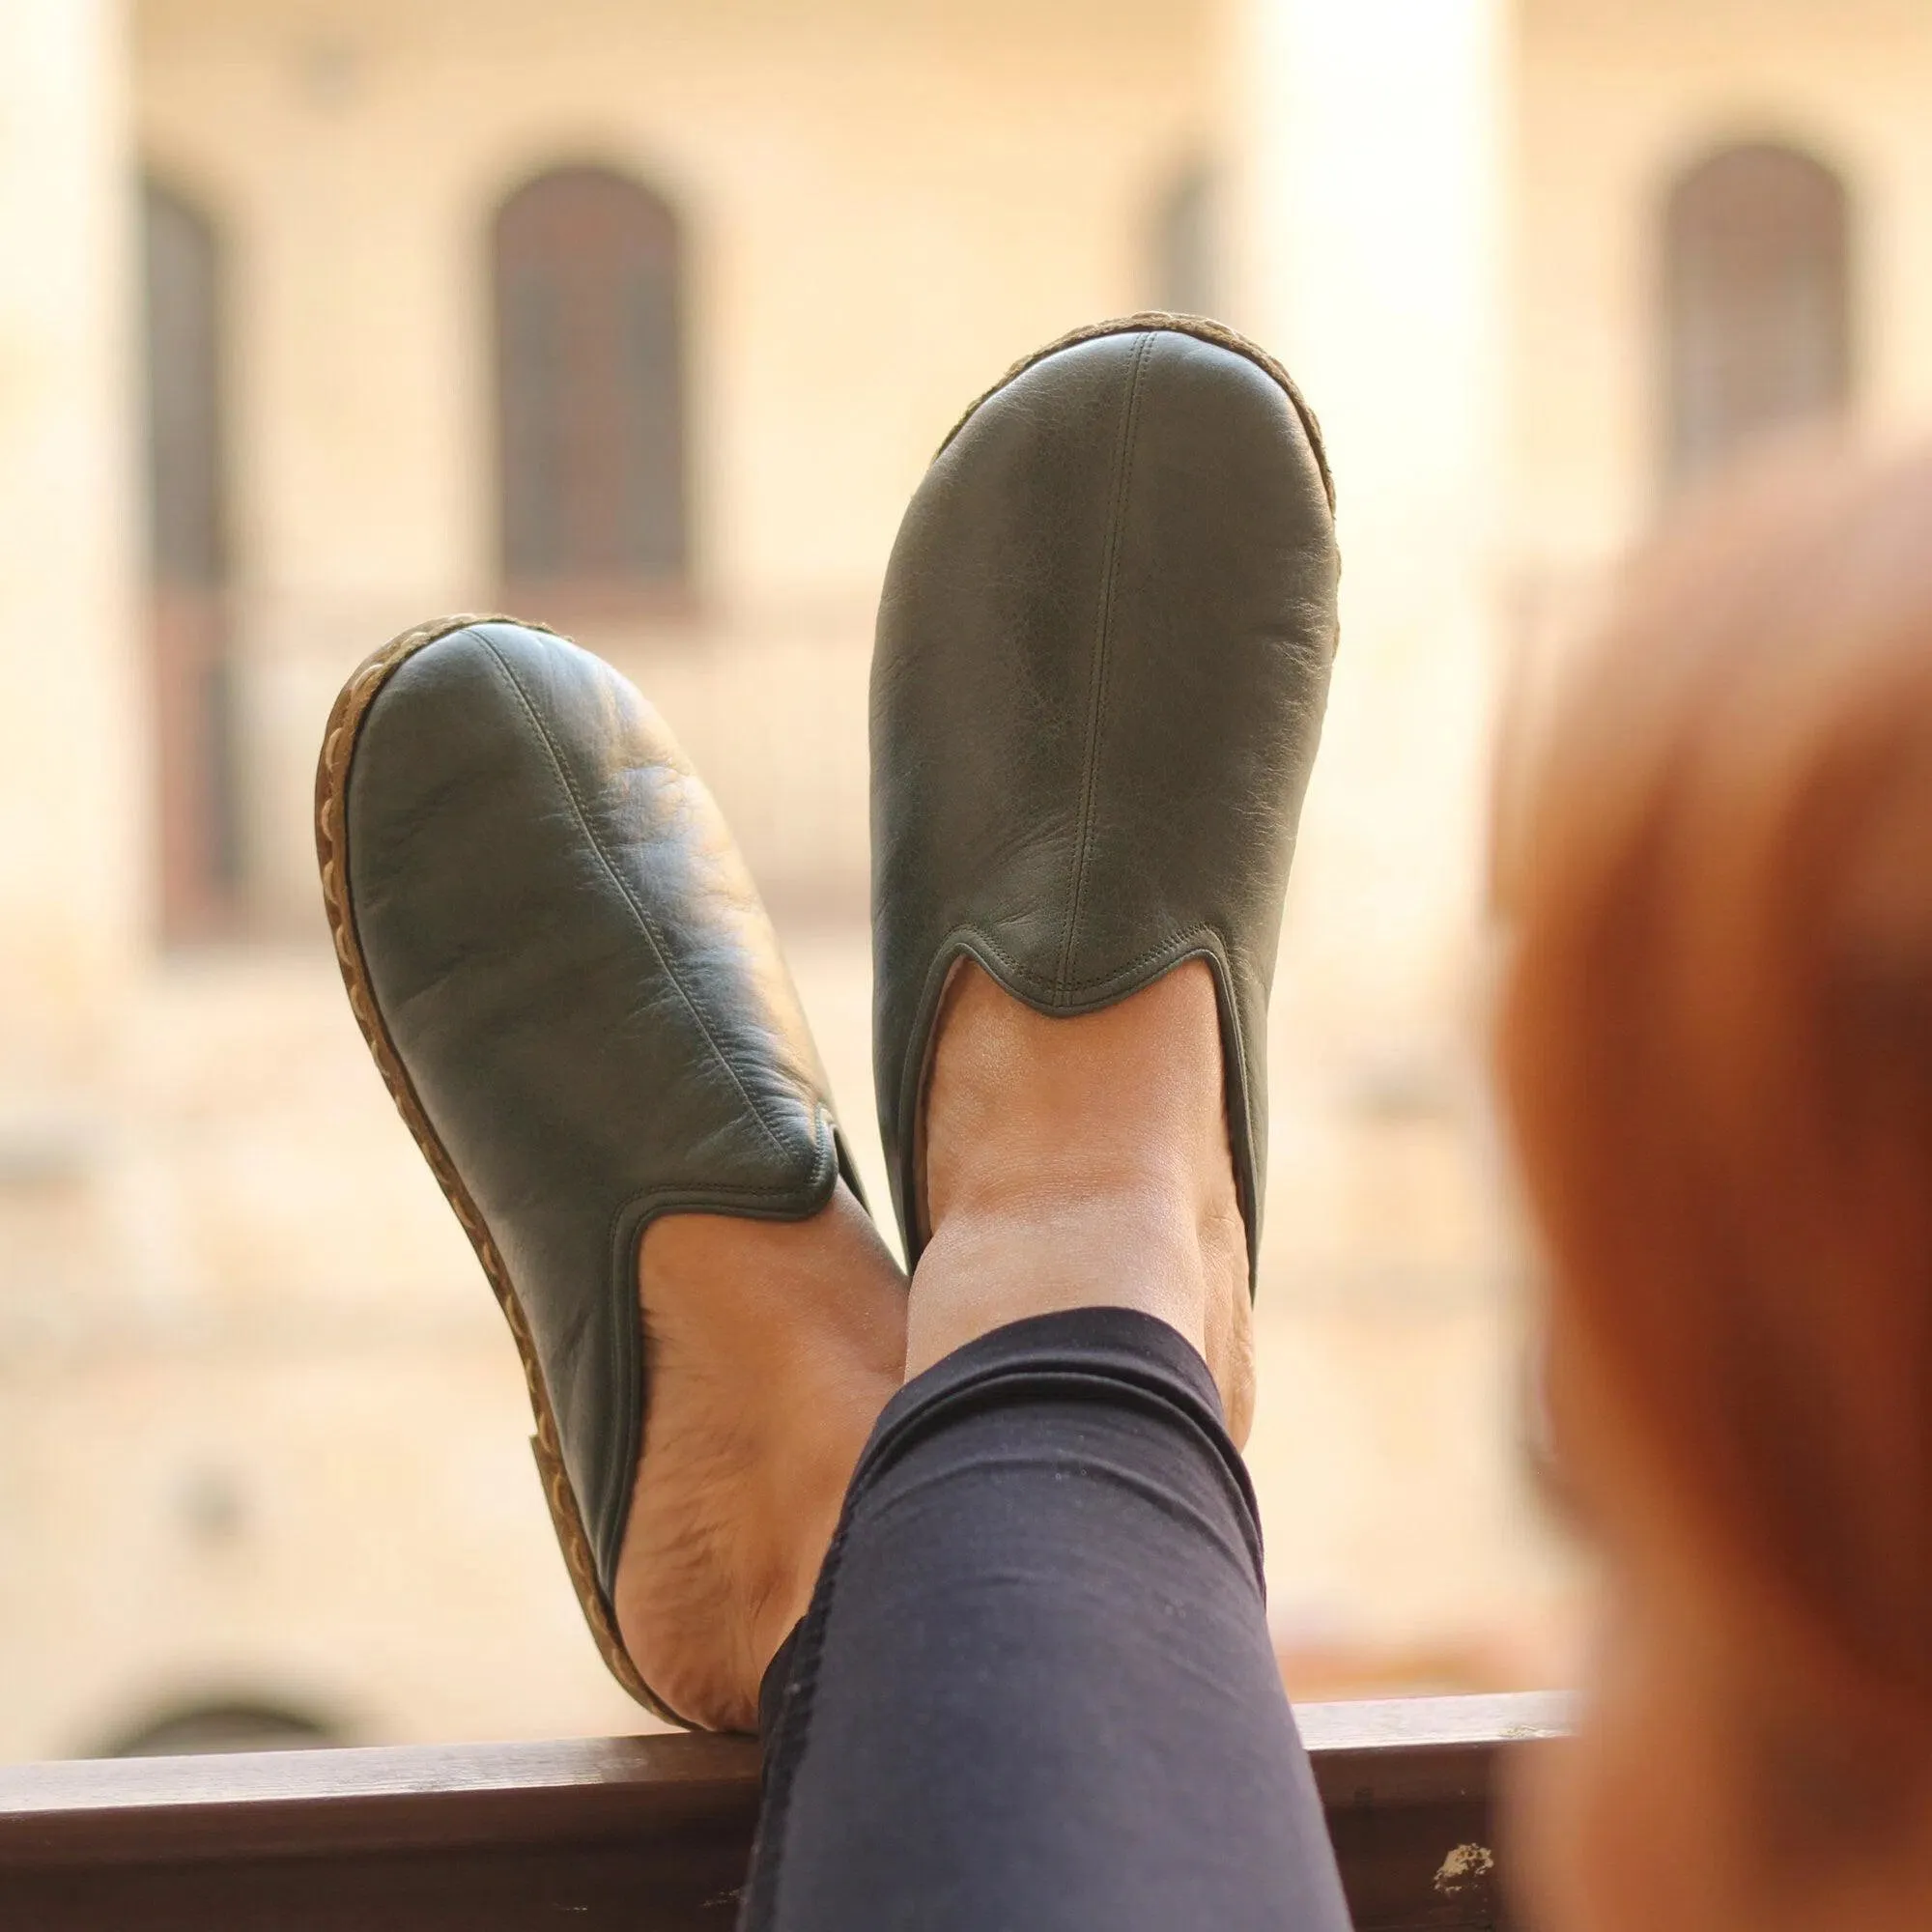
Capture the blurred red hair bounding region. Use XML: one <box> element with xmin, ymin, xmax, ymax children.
<box><xmin>1495</xmin><ymin>441</ymin><xmax>1932</xmax><ymax>1739</ymax></box>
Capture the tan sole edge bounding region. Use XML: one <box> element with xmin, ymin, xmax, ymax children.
<box><xmin>313</xmin><ymin>611</ymin><xmax>678</xmax><ymax>1727</ymax></box>
<box><xmin>935</xmin><ymin>310</ymin><xmax>1337</xmax><ymax>516</ymax></box>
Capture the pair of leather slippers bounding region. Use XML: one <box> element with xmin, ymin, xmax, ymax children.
<box><xmin>314</xmin><ymin>315</ymin><xmax>1340</xmax><ymax>1724</ymax></box>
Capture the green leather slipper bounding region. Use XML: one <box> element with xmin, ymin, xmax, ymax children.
<box><xmin>871</xmin><ymin>315</ymin><xmax>1339</xmax><ymax>1280</ymax></box>
<box><xmin>316</xmin><ymin>615</ymin><xmax>867</xmax><ymax>1723</ymax></box>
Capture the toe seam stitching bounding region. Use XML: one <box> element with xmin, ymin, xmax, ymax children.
<box><xmin>1057</xmin><ymin>329</ymin><xmax>1154</xmax><ymax>996</ymax></box>
<box><xmin>475</xmin><ymin>632</ymin><xmax>796</xmax><ymax>1167</ymax></box>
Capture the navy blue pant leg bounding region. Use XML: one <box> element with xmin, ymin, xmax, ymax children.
<box><xmin>740</xmin><ymin>1307</ymin><xmax>1351</xmax><ymax>1932</ymax></box>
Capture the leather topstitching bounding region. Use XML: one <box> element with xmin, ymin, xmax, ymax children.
<box><xmin>1057</xmin><ymin>331</ymin><xmax>1154</xmax><ymax>996</ymax></box>
<box><xmin>475</xmin><ymin>631</ymin><xmax>795</xmax><ymax>1166</ymax></box>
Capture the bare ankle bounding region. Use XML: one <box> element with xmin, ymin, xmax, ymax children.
<box><xmin>614</xmin><ymin>1186</ymin><xmax>905</xmax><ymax>1730</ymax></box>
<box><xmin>909</xmin><ymin>1186</ymin><xmax>1210</xmax><ymax>1361</ymax></box>
<box><xmin>910</xmin><ymin>961</ymin><xmax>1253</xmax><ymax>1435</ymax></box>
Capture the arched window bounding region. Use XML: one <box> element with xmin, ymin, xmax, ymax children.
<box><xmin>1664</xmin><ymin>142</ymin><xmax>1852</xmax><ymax>487</ymax></box>
<box><xmin>141</xmin><ymin>175</ymin><xmax>239</xmax><ymax>941</ymax></box>
<box><xmin>493</xmin><ymin>167</ymin><xmax>688</xmax><ymax>605</ymax></box>
<box><xmin>1151</xmin><ymin>159</ymin><xmax>1219</xmax><ymax>320</ymax></box>
<box><xmin>104</xmin><ymin>1696</ymin><xmax>337</xmax><ymax>1756</ymax></box>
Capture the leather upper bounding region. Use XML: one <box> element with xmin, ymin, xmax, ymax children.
<box><xmin>344</xmin><ymin>621</ymin><xmax>846</xmax><ymax>1596</ymax></box>
<box><xmin>871</xmin><ymin>323</ymin><xmax>1340</xmax><ymax>1278</ymax></box>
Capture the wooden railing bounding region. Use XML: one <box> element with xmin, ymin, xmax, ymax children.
<box><xmin>0</xmin><ymin>1691</ymin><xmax>1566</xmax><ymax>1930</ymax></box>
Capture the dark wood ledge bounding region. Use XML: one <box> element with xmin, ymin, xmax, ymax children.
<box><xmin>0</xmin><ymin>1691</ymin><xmax>1568</xmax><ymax>1930</ymax></box>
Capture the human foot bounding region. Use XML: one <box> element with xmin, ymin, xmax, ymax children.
<box><xmin>910</xmin><ymin>958</ymin><xmax>1254</xmax><ymax>1441</ymax></box>
<box><xmin>321</xmin><ymin>616</ymin><xmax>898</xmax><ymax>1725</ymax></box>
<box><xmin>613</xmin><ymin>1183</ymin><xmax>906</xmax><ymax>1733</ymax></box>
<box><xmin>870</xmin><ymin>320</ymin><xmax>1336</xmax><ymax>1366</ymax></box>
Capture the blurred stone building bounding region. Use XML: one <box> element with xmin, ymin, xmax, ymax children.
<box><xmin>3</xmin><ymin>0</ymin><xmax>1923</xmax><ymax>1758</ymax></box>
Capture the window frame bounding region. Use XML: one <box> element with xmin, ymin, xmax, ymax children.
<box><xmin>490</xmin><ymin>163</ymin><xmax>695</xmax><ymax>623</ymax></box>
<box><xmin>1660</xmin><ymin>138</ymin><xmax>1855</xmax><ymax>491</ymax></box>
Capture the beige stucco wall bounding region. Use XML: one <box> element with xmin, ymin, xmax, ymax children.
<box><xmin>0</xmin><ymin>0</ymin><xmax>143</xmax><ymax>1099</ymax></box>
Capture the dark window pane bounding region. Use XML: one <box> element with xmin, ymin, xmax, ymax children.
<box><xmin>494</xmin><ymin>168</ymin><xmax>687</xmax><ymax>590</ymax></box>
<box><xmin>140</xmin><ymin>176</ymin><xmax>238</xmax><ymax>940</ymax></box>
<box><xmin>142</xmin><ymin>179</ymin><xmax>226</xmax><ymax>585</ymax></box>
<box><xmin>1665</xmin><ymin>143</ymin><xmax>1852</xmax><ymax>486</ymax></box>
<box><xmin>105</xmin><ymin>1699</ymin><xmax>337</xmax><ymax>1757</ymax></box>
